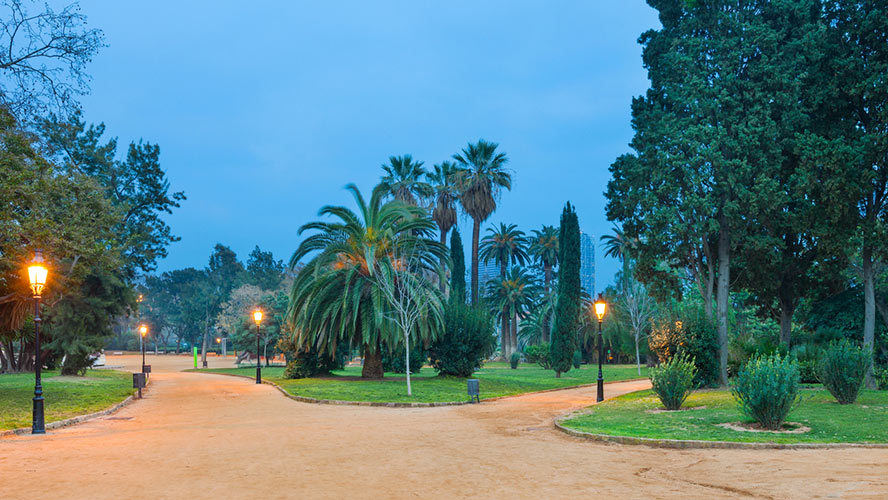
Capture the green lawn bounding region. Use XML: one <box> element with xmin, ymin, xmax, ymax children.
<box><xmin>561</xmin><ymin>388</ymin><xmax>888</xmax><ymax>444</ymax></box>
<box><xmin>0</xmin><ymin>370</ymin><xmax>134</xmax><ymax>431</ymax></box>
<box><xmin>195</xmin><ymin>362</ymin><xmax>648</xmax><ymax>403</ymax></box>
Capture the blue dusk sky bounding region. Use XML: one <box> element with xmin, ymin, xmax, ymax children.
<box><xmin>77</xmin><ymin>1</ymin><xmax>660</xmax><ymax>292</ymax></box>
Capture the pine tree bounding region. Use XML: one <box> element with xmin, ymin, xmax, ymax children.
<box><xmin>450</xmin><ymin>228</ymin><xmax>466</xmax><ymax>304</ymax></box>
<box><xmin>551</xmin><ymin>202</ymin><xmax>579</xmax><ymax>377</ymax></box>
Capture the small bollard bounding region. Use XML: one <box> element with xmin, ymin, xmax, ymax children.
<box><xmin>467</xmin><ymin>379</ymin><xmax>480</xmax><ymax>403</ymax></box>
<box><xmin>132</xmin><ymin>372</ymin><xmax>146</xmax><ymax>399</ymax></box>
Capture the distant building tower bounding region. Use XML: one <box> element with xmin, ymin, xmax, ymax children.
<box><xmin>580</xmin><ymin>231</ymin><xmax>596</xmax><ymax>297</ymax></box>
<box><xmin>477</xmin><ymin>260</ymin><xmax>502</xmax><ymax>292</ymax></box>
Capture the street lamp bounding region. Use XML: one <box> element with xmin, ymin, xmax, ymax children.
<box><xmin>139</xmin><ymin>325</ymin><xmax>148</xmax><ymax>373</ymax></box>
<box><xmin>593</xmin><ymin>293</ymin><xmax>607</xmax><ymax>402</ymax></box>
<box><xmin>252</xmin><ymin>309</ymin><xmax>263</xmax><ymax>384</ymax></box>
<box><xmin>28</xmin><ymin>250</ymin><xmax>48</xmax><ymax>434</ymax></box>
<box><xmin>137</xmin><ymin>294</ymin><xmax>144</xmax><ymax>355</ymax></box>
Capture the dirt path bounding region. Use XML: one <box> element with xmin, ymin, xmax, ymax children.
<box><xmin>1</xmin><ymin>354</ymin><xmax>886</xmax><ymax>499</ymax></box>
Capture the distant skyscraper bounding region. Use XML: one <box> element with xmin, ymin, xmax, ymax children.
<box><xmin>477</xmin><ymin>260</ymin><xmax>501</xmax><ymax>292</ymax></box>
<box><xmin>580</xmin><ymin>231</ymin><xmax>595</xmax><ymax>297</ymax></box>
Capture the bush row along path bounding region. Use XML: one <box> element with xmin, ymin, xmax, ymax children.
<box><xmin>0</xmin><ymin>354</ymin><xmax>886</xmax><ymax>499</ymax></box>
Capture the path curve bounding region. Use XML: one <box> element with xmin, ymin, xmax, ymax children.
<box><xmin>1</xmin><ymin>354</ymin><xmax>886</xmax><ymax>500</ymax></box>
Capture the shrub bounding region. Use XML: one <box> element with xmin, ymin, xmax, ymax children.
<box><xmin>524</xmin><ymin>343</ymin><xmax>552</xmax><ymax>369</ymax></box>
<box><xmin>278</xmin><ymin>336</ymin><xmax>349</xmax><ymax>379</ymax></box>
<box><xmin>819</xmin><ymin>339</ymin><xmax>871</xmax><ymax>404</ymax></box>
<box><xmin>572</xmin><ymin>350</ymin><xmax>583</xmax><ymax>369</ymax></box>
<box><xmin>875</xmin><ymin>365</ymin><xmax>888</xmax><ymax>390</ymax></box>
<box><xmin>731</xmin><ymin>354</ymin><xmax>801</xmax><ymax>430</ymax></box>
<box><xmin>792</xmin><ymin>343</ymin><xmax>822</xmax><ymax>384</ymax></box>
<box><xmin>510</xmin><ymin>351</ymin><xmax>521</xmax><ymax>369</ymax></box>
<box><xmin>649</xmin><ymin>354</ymin><xmax>697</xmax><ymax>410</ymax></box>
<box><xmin>382</xmin><ymin>344</ymin><xmax>425</xmax><ymax>374</ymax></box>
<box><xmin>428</xmin><ymin>302</ymin><xmax>496</xmax><ymax>377</ymax></box>
<box><xmin>649</xmin><ymin>310</ymin><xmax>719</xmax><ymax>387</ymax></box>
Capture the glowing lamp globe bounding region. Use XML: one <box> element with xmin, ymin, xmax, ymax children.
<box><xmin>28</xmin><ymin>250</ymin><xmax>48</xmax><ymax>297</ymax></box>
<box><xmin>593</xmin><ymin>294</ymin><xmax>607</xmax><ymax>322</ymax></box>
<box><xmin>139</xmin><ymin>325</ymin><xmax>148</xmax><ymax>337</ymax></box>
<box><xmin>253</xmin><ymin>309</ymin><xmax>263</xmax><ymax>326</ymax></box>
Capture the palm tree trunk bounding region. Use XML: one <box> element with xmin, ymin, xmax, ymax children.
<box><xmin>542</xmin><ymin>264</ymin><xmax>552</xmax><ymax>343</ymax></box>
<box><xmin>501</xmin><ymin>312</ymin><xmax>510</xmax><ymax>359</ymax></box>
<box><xmin>439</xmin><ymin>229</ymin><xmax>448</xmax><ymax>294</ymax></box>
<box><xmin>471</xmin><ymin>218</ymin><xmax>481</xmax><ymax>304</ymax></box>
<box><xmin>511</xmin><ymin>310</ymin><xmax>519</xmax><ymax>354</ymax></box>
<box><xmin>362</xmin><ymin>340</ymin><xmax>384</xmax><ymax>379</ymax></box>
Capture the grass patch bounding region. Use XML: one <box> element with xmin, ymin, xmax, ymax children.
<box><xmin>0</xmin><ymin>370</ymin><xmax>134</xmax><ymax>430</ymax></box>
<box><xmin>561</xmin><ymin>389</ymin><xmax>888</xmax><ymax>444</ymax></box>
<box><xmin>195</xmin><ymin>362</ymin><xmax>648</xmax><ymax>403</ymax></box>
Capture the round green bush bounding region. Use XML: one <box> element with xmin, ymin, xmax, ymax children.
<box><xmin>819</xmin><ymin>339</ymin><xmax>871</xmax><ymax>404</ymax></box>
<box><xmin>650</xmin><ymin>354</ymin><xmax>697</xmax><ymax>410</ymax></box>
<box><xmin>382</xmin><ymin>344</ymin><xmax>425</xmax><ymax>374</ymax></box>
<box><xmin>731</xmin><ymin>354</ymin><xmax>801</xmax><ymax>430</ymax></box>
<box><xmin>524</xmin><ymin>343</ymin><xmax>551</xmax><ymax>369</ymax></box>
<box><xmin>428</xmin><ymin>302</ymin><xmax>496</xmax><ymax>377</ymax></box>
<box><xmin>510</xmin><ymin>351</ymin><xmax>521</xmax><ymax>369</ymax></box>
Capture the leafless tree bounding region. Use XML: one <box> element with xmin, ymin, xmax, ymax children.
<box><xmin>621</xmin><ymin>277</ymin><xmax>656</xmax><ymax>375</ymax></box>
<box><xmin>0</xmin><ymin>0</ymin><xmax>104</xmax><ymax>120</ymax></box>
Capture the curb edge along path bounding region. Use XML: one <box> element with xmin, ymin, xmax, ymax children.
<box><xmin>195</xmin><ymin>369</ymin><xmax>650</xmax><ymax>408</ymax></box>
<box><xmin>554</xmin><ymin>412</ymin><xmax>888</xmax><ymax>450</ymax></box>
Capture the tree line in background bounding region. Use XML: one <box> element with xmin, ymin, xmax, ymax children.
<box><xmin>606</xmin><ymin>0</ymin><xmax>888</xmax><ymax>388</ymax></box>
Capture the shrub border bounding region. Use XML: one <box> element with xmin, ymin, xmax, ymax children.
<box><xmin>192</xmin><ymin>369</ymin><xmax>648</xmax><ymax>408</ymax></box>
<box><xmin>554</xmin><ymin>405</ymin><xmax>888</xmax><ymax>450</ymax></box>
<box><xmin>0</xmin><ymin>374</ymin><xmax>146</xmax><ymax>438</ymax></box>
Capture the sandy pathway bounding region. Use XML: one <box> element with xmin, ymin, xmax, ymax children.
<box><xmin>1</xmin><ymin>354</ymin><xmax>886</xmax><ymax>500</ymax></box>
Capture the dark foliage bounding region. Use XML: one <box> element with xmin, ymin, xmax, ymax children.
<box><xmin>428</xmin><ymin>302</ymin><xmax>495</xmax><ymax>377</ymax></box>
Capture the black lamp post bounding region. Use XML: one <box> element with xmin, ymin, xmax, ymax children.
<box><xmin>28</xmin><ymin>250</ymin><xmax>48</xmax><ymax>435</ymax></box>
<box><xmin>139</xmin><ymin>324</ymin><xmax>148</xmax><ymax>373</ymax></box>
<box><xmin>593</xmin><ymin>293</ymin><xmax>607</xmax><ymax>403</ymax></box>
<box><xmin>252</xmin><ymin>309</ymin><xmax>263</xmax><ymax>384</ymax></box>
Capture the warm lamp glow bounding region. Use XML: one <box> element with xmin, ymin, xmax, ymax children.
<box><xmin>216</xmin><ymin>337</ymin><xmax>221</xmax><ymax>344</ymax></box>
<box><xmin>593</xmin><ymin>294</ymin><xmax>607</xmax><ymax>322</ymax></box>
<box><xmin>28</xmin><ymin>250</ymin><xmax>48</xmax><ymax>297</ymax></box>
<box><xmin>139</xmin><ymin>325</ymin><xmax>148</xmax><ymax>337</ymax></box>
<box><xmin>253</xmin><ymin>309</ymin><xmax>263</xmax><ymax>326</ymax></box>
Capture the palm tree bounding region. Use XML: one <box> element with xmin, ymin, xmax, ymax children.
<box><xmin>452</xmin><ymin>139</ymin><xmax>511</xmax><ymax>304</ymax></box>
<box><xmin>480</xmin><ymin>223</ymin><xmax>528</xmax><ymax>357</ymax></box>
<box><xmin>529</xmin><ymin>225</ymin><xmax>559</xmax><ymax>342</ymax></box>
<box><xmin>487</xmin><ymin>266</ymin><xmax>540</xmax><ymax>357</ymax></box>
<box><xmin>600</xmin><ymin>224</ymin><xmax>636</xmax><ymax>284</ymax></box>
<box><xmin>287</xmin><ymin>183</ymin><xmax>447</xmax><ymax>379</ymax></box>
<box><xmin>380</xmin><ymin>154</ymin><xmax>433</xmax><ymax>205</ymax></box>
<box><xmin>427</xmin><ymin>161</ymin><xmax>460</xmax><ymax>291</ymax></box>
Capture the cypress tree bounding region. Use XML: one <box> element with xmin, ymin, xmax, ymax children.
<box><xmin>551</xmin><ymin>202</ymin><xmax>580</xmax><ymax>377</ymax></box>
<box><xmin>450</xmin><ymin>228</ymin><xmax>466</xmax><ymax>304</ymax></box>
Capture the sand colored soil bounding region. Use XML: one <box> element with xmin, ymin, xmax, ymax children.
<box><xmin>1</xmin><ymin>354</ymin><xmax>887</xmax><ymax>499</ymax></box>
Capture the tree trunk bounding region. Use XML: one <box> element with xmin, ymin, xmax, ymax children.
<box><xmin>716</xmin><ymin>217</ymin><xmax>730</xmax><ymax>386</ymax></box>
<box><xmin>542</xmin><ymin>264</ymin><xmax>552</xmax><ymax>343</ymax></box>
<box><xmin>511</xmin><ymin>310</ymin><xmax>519</xmax><ymax>354</ymax></box>
<box><xmin>635</xmin><ymin>334</ymin><xmax>642</xmax><ymax>376</ymax></box>
<box><xmin>779</xmin><ymin>299</ymin><xmax>794</xmax><ymax>347</ymax></box>
<box><xmin>501</xmin><ymin>312</ymin><xmax>510</xmax><ymax>359</ymax></box>
<box><xmin>200</xmin><ymin>332</ymin><xmax>208</xmax><ymax>367</ymax></box>
<box><xmin>361</xmin><ymin>340</ymin><xmax>384</xmax><ymax>379</ymax></box>
<box><xmin>471</xmin><ymin>218</ymin><xmax>481</xmax><ymax>304</ymax></box>
<box><xmin>405</xmin><ymin>335</ymin><xmax>412</xmax><ymax>396</ymax></box>
<box><xmin>439</xmin><ymin>229</ymin><xmax>448</xmax><ymax>294</ymax></box>
<box><xmin>862</xmin><ymin>246</ymin><xmax>877</xmax><ymax>389</ymax></box>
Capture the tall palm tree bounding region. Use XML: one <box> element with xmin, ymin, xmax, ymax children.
<box><xmin>452</xmin><ymin>139</ymin><xmax>511</xmax><ymax>304</ymax></box>
<box><xmin>600</xmin><ymin>224</ymin><xmax>636</xmax><ymax>284</ymax></box>
<box><xmin>529</xmin><ymin>225</ymin><xmax>559</xmax><ymax>342</ymax></box>
<box><xmin>287</xmin><ymin>183</ymin><xmax>446</xmax><ymax>379</ymax></box>
<box><xmin>426</xmin><ymin>161</ymin><xmax>460</xmax><ymax>291</ymax></box>
<box><xmin>487</xmin><ymin>266</ymin><xmax>540</xmax><ymax>357</ymax></box>
<box><xmin>480</xmin><ymin>223</ymin><xmax>528</xmax><ymax>357</ymax></box>
<box><xmin>380</xmin><ymin>154</ymin><xmax>433</xmax><ymax>205</ymax></box>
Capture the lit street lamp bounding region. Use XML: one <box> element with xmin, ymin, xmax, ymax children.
<box><xmin>139</xmin><ymin>324</ymin><xmax>149</xmax><ymax>373</ymax></box>
<box><xmin>593</xmin><ymin>293</ymin><xmax>607</xmax><ymax>402</ymax></box>
<box><xmin>28</xmin><ymin>250</ymin><xmax>48</xmax><ymax>434</ymax></box>
<box><xmin>253</xmin><ymin>309</ymin><xmax>263</xmax><ymax>384</ymax></box>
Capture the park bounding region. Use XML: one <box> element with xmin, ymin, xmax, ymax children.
<box><xmin>2</xmin><ymin>1</ymin><xmax>888</xmax><ymax>499</ymax></box>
